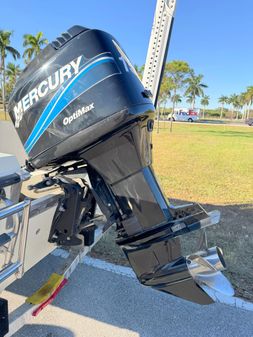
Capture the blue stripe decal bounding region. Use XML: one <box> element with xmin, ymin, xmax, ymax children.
<box><xmin>25</xmin><ymin>56</ymin><xmax>116</xmax><ymax>153</ymax></box>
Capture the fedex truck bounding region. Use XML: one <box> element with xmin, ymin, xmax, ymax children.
<box><xmin>169</xmin><ymin>108</ymin><xmax>200</xmax><ymax>122</ymax></box>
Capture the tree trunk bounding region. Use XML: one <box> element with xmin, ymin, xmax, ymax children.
<box><xmin>157</xmin><ymin>102</ymin><xmax>161</xmax><ymax>134</ymax></box>
<box><xmin>170</xmin><ymin>90</ymin><xmax>176</xmax><ymax>133</ymax></box>
<box><xmin>247</xmin><ymin>104</ymin><xmax>250</xmax><ymax>119</ymax></box>
<box><xmin>202</xmin><ymin>107</ymin><xmax>205</xmax><ymax>119</ymax></box>
<box><xmin>172</xmin><ymin>89</ymin><xmax>176</xmax><ymax>114</ymax></box>
<box><xmin>231</xmin><ymin>108</ymin><xmax>234</xmax><ymax>120</ymax></box>
<box><xmin>248</xmin><ymin>103</ymin><xmax>252</xmax><ymax>119</ymax></box>
<box><xmin>220</xmin><ymin>105</ymin><xmax>224</xmax><ymax>119</ymax></box>
<box><xmin>242</xmin><ymin>106</ymin><xmax>246</xmax><ymax>120</ymax></box>
<box><xmin>192</xmin><ymin>97</ymin><xmax>195</xmax><ymax>110</ymax></box>
<box><xmin>170</xmin><ymin>101</ymin><xmax>175</xmax><ymax>133</ymax></box>
<box><xmin>163</xmin><ymin>104</ymin><xmax>166</xmax><ymax>129</ymax></box>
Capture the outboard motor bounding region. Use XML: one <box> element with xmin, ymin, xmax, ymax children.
<box><xmin>8</xmin><ymin>26</ymin><xmax>234</xmax><ymax>304</ymax></box>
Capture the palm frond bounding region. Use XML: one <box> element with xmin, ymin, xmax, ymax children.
<box><xmin>23</xmin><ymin>32</ymin><xmax>48</xmax><ymax>62</ymax></box>
<box><xmin>6</xmin><ymin>46</ymin><xmax>20</xmax><ymax>60</ymax></box>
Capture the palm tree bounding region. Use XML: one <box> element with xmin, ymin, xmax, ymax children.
<box><xmin>0</xmin><ymin>30</ymin><xmax>20</xmax><ymax>116</ymax></box>
<box><xmin>245</xmin><ymin>86</ymin><xmax>253</xmax><ymax>119</ymax></box>
<box><xmin>171</xmin><ymin>94</ymin><xmax>182</xmax><ymax>107</ymax></box>
<box><xmin>186</xmin><ymin>95</ymin><xmax>194</xmax><ymax>107</ymax></box>
<box><xmin>218</xmin><ymin>95</ymin><xmax>228</xmax><ymax>119</ymax></box>
<box><xmin>184</xmin><ymin>70</ymin><xmax>208</xmax><ymax>109</ymax></box>
<box><xmin>201</xmin><ymin>95</ymin><xmax>210</xmax><ymax>119</ymax></box>
<box><xmin>229</xmin><ymin>94</ymin><xmax>239</xmax><ymax>120</ymax></box>
<box><xmin>6</xmin><ymin>62</ymin><xmax>21</xmax><ymax>85</ymax></box>
<box><xmin>238</xmin><ymin>93</ymin><xmax>247</xmax><ymax>120</ymax></box>
<box><xmin>23</xmin><ymin>32</ymin><xmax>48</xmax><ymax>63</ymax></box>
<box><xmin>240</xmin><ymin>92</ymin><xmax>246</xmax><ymax>120</ymax></box>
<box><xmin>236</xmin><ymin>96</ymin><xmax>244</xmax><ymax>120</ymax></box>
<box><xmin>5</xmin><ymin>63</ymin><xmax>21</xmax><ymax>100</ymax></box>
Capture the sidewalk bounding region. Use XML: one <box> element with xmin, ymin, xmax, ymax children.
<box><xmin>3</xmin><ymin>254</ymin><xmax>252</xmax><ymax>337</ymax></box>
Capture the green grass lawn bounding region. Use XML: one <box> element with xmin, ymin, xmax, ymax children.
<box><xmin>153</xmin><ymin>123</ymin><xmax>253</xmax><ymax>205</ymax></box>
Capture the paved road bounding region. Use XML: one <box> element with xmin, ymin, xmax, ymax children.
<box><xmin>159</xmin><ymin>119</ymin><xmax>249</xmax><ymax>127</ymax></box>
<box><xmin>4</xmin><ymin>255</ymin><xmax>253</xmax><ymax>337</ymax></box>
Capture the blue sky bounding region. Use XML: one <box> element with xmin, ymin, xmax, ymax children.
<box><xmin>1</xmin><ymin>0</ymin><xmax>253</xmax><ymax>108</ymax></box>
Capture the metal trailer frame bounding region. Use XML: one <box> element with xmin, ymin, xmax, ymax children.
<box><xmin>5</xmin><ymin>223</ymin><xmax>105</xmax><ymax>337</ymax></box>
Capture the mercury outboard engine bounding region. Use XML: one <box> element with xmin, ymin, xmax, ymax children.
<box><xmin>8</xmin><ymin>26</ymin><xmax>233</xmax><ymax>304</ymax></box>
